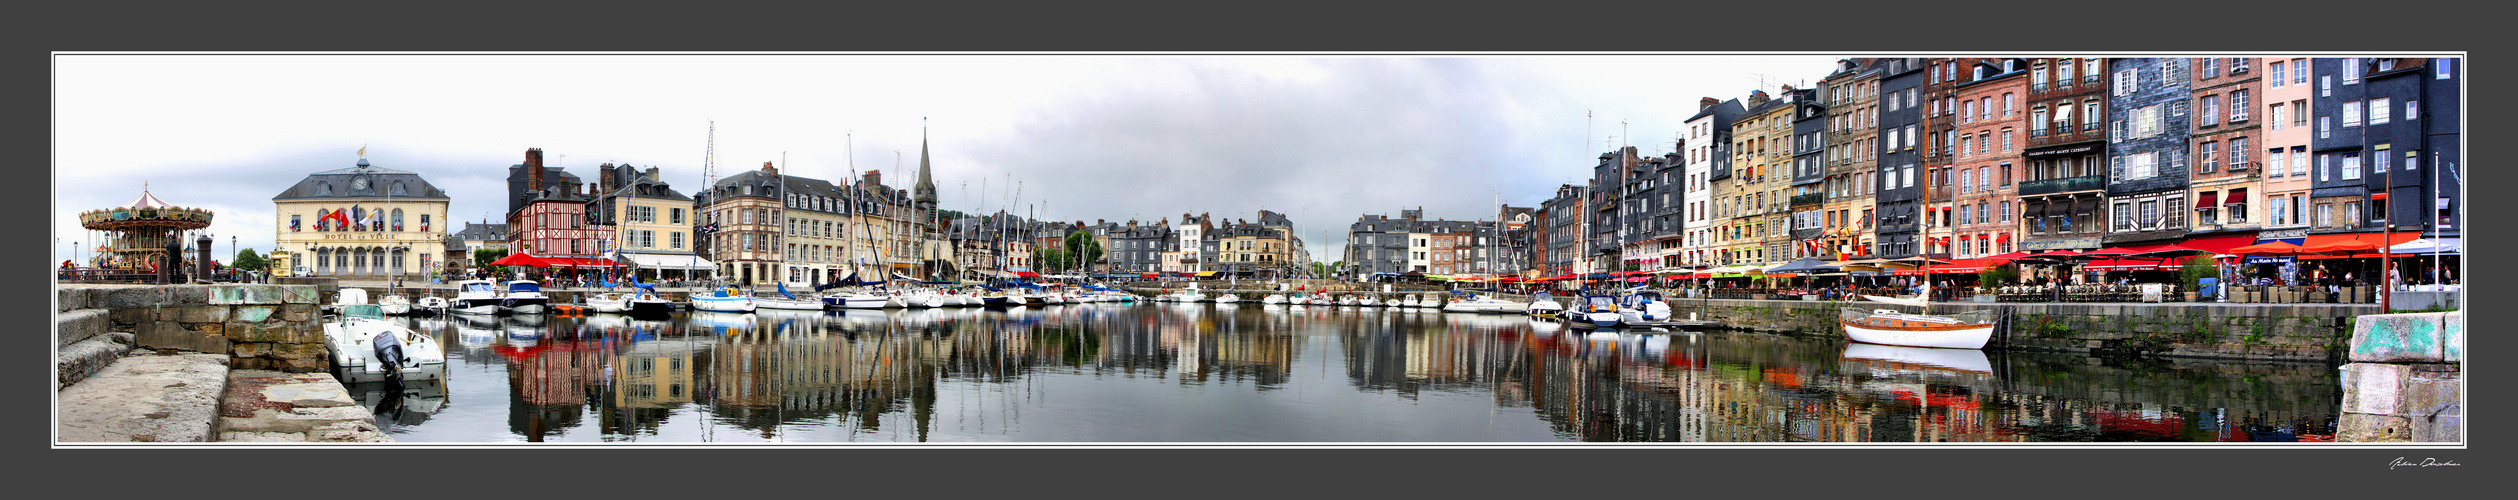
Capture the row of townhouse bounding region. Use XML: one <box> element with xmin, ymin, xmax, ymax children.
<box><xmin>1573</xmin><ymin>56</ymin><xmax>2464</xmax><ymax>277</ymax></box>
<box><xmin>1343</xmin><ymin>207</ymin><xmax>1525</xmax><ymax>281</ymax></box>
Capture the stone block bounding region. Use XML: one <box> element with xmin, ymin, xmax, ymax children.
<box><xmin>106</xmin><ymin>332</ymin><xmax>134</xmax><ymax>346</ymax></box>
<box><xmin>2339</xmin><ymin>414</ymin><xmax>2411</xmax><ymax>442</ymax></box>
<box><xmin>223</xmin><ymin>321</ymin><xmax>290</xmax><ymax>343</ymax></box>
<box><xmin>176</xmin><ymin>305</ymin><xmax>229</xmax><ymax>323</ymax></box>
<box><xmin>96</xmin><ymin>287</ymin><xmax>171</xmax><ymax>309</ymax></box>
<box><xmin>281</xmin><ymin>286</ymin><xmax>319</xmax><ymax>304</ymax></box>
<box><xmin>2350</xmin><ymin>313</ymin><xmax>2446</xmax><ymax>363</ymax></box>
<box><xmin>274</xmin><ymin>357</ymin><xmax>328</xmax><ymax>373</ymax></box>
<box><xmin>57</xmin><ymin>336</ymin><xmax>133</xmax><ymax>389</ymax></box>
<box><xmin>279</xmin><ymin>303</ymin><xmax>316</xmax><ymax>322</ymax></box>
<box><xmin>2405</xmin><ymin>367</ymin><xmax>2461</xmax><ymax>442</ymax></box>
<box><xmin>2341</xmin><ymin>363</ymin><xmax>2408</xmax><ymax>415</ymax></box>
<box><xmin>188</xmin><ymin>323</ymin><xmax>223</xmax><ymax>336</ymax></box>
<box><xmin>210</xmin><ymin>285</ymin><xmax>284</xmax><ymax>305</ymax></box>
<box><xmin>54</xmin><ymin>352</ymin><xmax>230</xmax><ymax>443</ymax></box>
<box><xmin>135</xmin><ymin>321</ymin><xmax>230</xmax><ymax>354</ymax></box>
<box><xmin>109</xmin><ymin>307</ymin><xmax>149</xmax><ymax>326</ymax></box>
<box><xmin>230</xmin><ymin>305</ymin><xmax>276</xmax><ymax>323</ymax></box>
<box><xmin>2443</xmin><ymin>311</ymin><xmax>2462</xmax><ymax>364</ymax></box>
<box><xmin>56</xmin><ymin>309</ymin><xmax>109</xmax><ymax>348</ymax></box>
<box><xmin>169</xmin><ymin>286</ymin><xmax>210</xmax><ymax>305</ymax></box>
<box><xmin>59</xmin><ymin>287</ymin><xmax>86</xmax><ymax>312</ymax></box>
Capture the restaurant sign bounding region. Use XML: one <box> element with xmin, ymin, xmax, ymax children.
<box><xmin>2020</xmin><ymin>237</ymin><xmax>2099</xmax><ymax>251</ymax></box>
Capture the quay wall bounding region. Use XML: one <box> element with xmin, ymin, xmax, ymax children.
<box><xmin>2337</xmin><ymin>311</ymin><xmax>2463</xmax><ymax>442</ymax></box>
<box><xmin>59</xmin><ymin>284</ymin><xmax>329</xmax><ymax>373</ymax></box>
<box><xmin>1661</xmin><ymin>298</ymin><xmax>2374</xmax><ymax>362</ymax></box>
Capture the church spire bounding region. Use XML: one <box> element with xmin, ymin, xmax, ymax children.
<box><xmin>913</xmin><ymin>117</ymin><xmax>938</xmax><ymax>209</ymax></box>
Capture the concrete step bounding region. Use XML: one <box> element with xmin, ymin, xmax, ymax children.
<box><xmin>56</xmin><ymin>309</ymin><xmax>109</xmax><ymax>348</ymax></box>
<box><xmin>217</xmin><ymin>370</ymin><xmax>390</xmax><ymax>442</ymax></box>
<box><xmin>55</xmin><ymin>352</ymin><xmax>230</xmax><ymax>443</ymax></box>
<box><xmin>57</xmin><ymin>332</ymin><xmax>135</xmax><ymax>390</ymax></box>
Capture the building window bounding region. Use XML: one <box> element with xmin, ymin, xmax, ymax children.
<box><xmin>2343</xmin><ymin>100</ymin><xmax>2363</xmax><ymax>127</ymax></box>
<box><xmin>2319</xmin><ymin>116</ymin><xmax>2331</xmax><ymax>139</ymax></box>
<box><xmin>2342</xmin><ymin>154</ymin><xmax>2362</xmax><ymax>180</ymax></box>
<box><xmin>2200</xmin><ymin>141</ymin><xmax>2220</xmax><ymax>173</ymax></box>
<box><xmin>2198</xmin><ymin>95</ymin><xmax>2220</xmax><ymax>126</ymax></box>
<box><xmin>2369</xmin><ymin>97</ymin><xmax>2391</xmax><ymax>124</ymax></box>
<box><xmin>2268</xmin><ymin>149</ymin><xmax>2287</xmax><ymax>178</ymax></box>
<box><xmin>672</xmin><ymin>231</ymin><xmax>683</xmax><ymax>249</ymax></box>
<box><xmin>2269</xmin><ymin>103</ymin><xmax>2286</xmax><ymax>130</ymax></box>
<box><xmin>2344</xmin><ymin>202</ymin><xmax>2362</xmax><ymax>228</ymax></box>
<box><xmin>2342</xmin><ymin>58</ymin><xmax>2360</xmax><ymax>84</ymax></box>
<box><xmin>2113</xmin><ymin>203</ymin><xmax>2132</xmax><ymax>231</ymax></box>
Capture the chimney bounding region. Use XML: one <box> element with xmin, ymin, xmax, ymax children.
<box><xmin>1781</xmin><ymin>84</ymin><xmax>1796</xmax><ymax>92</ymax></box>
<box><xmin>1699</xmin><ymin>97</ymin><xmax>1719</xmax><ymax>111</ymax></box>
<box><xmin>1748</xmin><ymin>90</ymin><xmax>1770</xmax><ymax>106</ymax></box>
<box><xmin>863</xmin><ymin>170</ymin><xmax>881</xmax><ymax>188</ymax></box>
<box><xmin>646</xmin><ymin>167</ymin><xmax>661</xmax><ymax>183</ymax></box>
<box><xmin>599</xmin><ymin>163</ymin><xmax>614</xmax><ymax>191</ymax></box>
<box><xmin>525</xmin><ymin>148</ymin><xmax>544</xmax><ymax>192</ymax></box>
<box><xmin>762</xmin><ymin>161</ymin><xmax>778</xmax><ymax>175</ymax></box>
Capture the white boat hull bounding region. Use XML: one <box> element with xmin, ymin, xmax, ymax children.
<box><xmin>1841</xmin><ymin>320</ymin><xmax>1995</xmax><ymax>350</ymax></box>
<box><xmin>323</xmin><ymin>314</ymin><xmax>446</xmax><ymax>383</ymax></box>
<box><xmin>691</xmin><ymin>296</ymin><xmax>758</xmax><ymax>312</ymax></box>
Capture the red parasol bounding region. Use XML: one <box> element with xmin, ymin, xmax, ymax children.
<box><xmin>488</xmin><ymin>252</ymin><xmax>556</xmax><ymax>267</ymax></box>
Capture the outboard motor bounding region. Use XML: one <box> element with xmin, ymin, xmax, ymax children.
<box><xmin>371</xmin><ymin>331</ymin><xmax>409</xmax><ymax>379</ymax></box>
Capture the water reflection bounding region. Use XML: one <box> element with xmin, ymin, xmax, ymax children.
<box><xmin>354</xmin><ymin>304</ymin><xmax>2340</xmax><ymax>443</ymax></box>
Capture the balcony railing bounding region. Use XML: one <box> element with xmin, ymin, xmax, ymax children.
<box><xmin>1790</xmin><ymin>192</ymin><xmax>1825</xmax><ymax>206</ymax></box>
<box><xmin>2018</xmin><ymin>175</ymin><xmax>2107</xmax><ymax>196</ymax></box>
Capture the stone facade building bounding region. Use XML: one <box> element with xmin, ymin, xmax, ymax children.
<box><xmin>272</xmin><ymin>155</ymin><xmax>451</xmax><ymax>279</ymax></box>
<box><xmin>2102</xmin><ymin>57</ymin><xmax>2195</xmax><ymax>246</ymax></box>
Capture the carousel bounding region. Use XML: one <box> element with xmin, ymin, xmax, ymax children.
<box><xmin>73</xmin><ymin>185</ymin><xmax>214</xmax><ymax>281</ymax></box>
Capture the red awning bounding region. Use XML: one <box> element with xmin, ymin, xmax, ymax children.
<box><xmin>2232</xmin><ymin>241</ymin><xmax>2306</xmax><ymax>256</ymax></box>
<box><xmin>1141</xmin><ymin>273</ymin><xmax>1159</xmax><ymax>278</ymax></box>
<box><xmin>2298</xmin><ymin>233</ymin><xmax>2420</xmax><ymax>259</ymax></box>
<box><xmin>1933</xmin><ymin>259</ymin><xmax>1997</xmax><ymax>273</ymax></box>
<box><xmin>2223</xmin><ymin>188</ymin><xmax>2247</xmax><ymax>205</ymax></box>
<box><xmin>2179</xmin><ymin>233</ymin><xmax>2257</xmax><ymax>255</ymax></box>
<box><xmin>2083</xmin><ymin>258</ymin><xmax>2174</xmax><ymax>271</ymax></box>
<box><xmin>1997</xmin><ymin>233</ymin><xmax>2011</xmax><ymax>244</ymax></box>
<box><xmin>2196</xmin><ymin>191</ymin><xmax>2219</xmax><ymax>208</ymax></box>
<box><xmin>1014</xmin><ymin>271</ymin><xmax>1041</xmax><ymax>278</ymax></box>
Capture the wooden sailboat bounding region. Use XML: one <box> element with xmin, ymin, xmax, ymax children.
<box><xmin>1841</xmin><ymin>147</ymin><xmax>1995</xmax><ymax>350</ymax></box>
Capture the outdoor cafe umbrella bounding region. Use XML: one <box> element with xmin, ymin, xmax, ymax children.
<box><xmin>487</xmin><ymin>252</ymin><xmax>556</xmax><ymax>268</ymax></box>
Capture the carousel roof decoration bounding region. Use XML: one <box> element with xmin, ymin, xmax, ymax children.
<box><xmin>79</xmin><ymin>184</ymin><xmax>214</xmax><ymax>231</ymax></box>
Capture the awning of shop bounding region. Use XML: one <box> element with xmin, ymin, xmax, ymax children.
<box><xmin>1626</xmin><ymin>277</ymin><xmax>1651</xmax><ymax>282</ymax></box>
<box><xmin>2388</xmin><ymin>237</ymin><xmax>2460</xmax><ymax>254</ymax></box>
<box><xmin>1196</xmin><ymin>271</ymin><xmax>1218</xmax><ymax>277</ymax></box>
<box><xmin>2222</xmin><ymin>188</ymin><xmax>2246</xmax><ymax>205</ymax></box>
<box><xmin>549</xmin><ymin>257</ymin><xmax>625</xmax><ymax>268</ymax></box>
<box><xmin>2298</xmin><ymin>232</ymin><xmax>2420</xmax><ymax>259</ymax></box>
<box><xmin>1933</xmin><ymin>258</ymin><xmax>2002</xmax><ymax>274</ymax></box>
<box><xmin>1140</xmin><ymin>273</ymin><xmax>1159</xmax><ymax>278</ymax></box>
<box><xmin>2196</xmin><ymin>191</ymin><xmax>2219</xmax><ymax>208</ymax></box>
<box><xmin>2082</xmin><ymin>258</ymin><xmax>2175</xmax><ymax>271</ymax></box>
<box><xmin>620</xmin><ymin>253</ymin><xmax>717</xmax><ymax>271</ymax></box>
<box><xmin>2176</xmin><ymin>233</ymin><xmax>2258</xmax><ymax>255</ymax></box>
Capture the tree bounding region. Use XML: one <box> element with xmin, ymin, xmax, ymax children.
<box><xmin>1037</xmin><ymin>247</ymin><xmax>1072</xmax><ymax>272</ymax></box>
<box><xmin>232</xmin><ymin>248</ymin><xmax>266</xmax><ymax>272</ymax></box>
<box><xmin>1063</xmin><ymin>231</ymin><xmax>1103</xmax><ymax>274</ymax></box>
<box><xmin>474</xmin><ymin>248</ymin><xmax>508</xmax><ymax>275</ymax></box>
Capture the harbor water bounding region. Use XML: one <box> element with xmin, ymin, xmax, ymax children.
<box><xmin>351</xmin><ymin>302</ymin><xmax>2342</xmax><ymax>443</ymax></box>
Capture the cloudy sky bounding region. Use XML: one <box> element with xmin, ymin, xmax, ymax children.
<box><xmin>53</xmin><ymin>53</ymin><xmax>1844</xmax><ymax>263</ymax></box>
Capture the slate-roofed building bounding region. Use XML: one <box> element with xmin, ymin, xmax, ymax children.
<box><xmin>272</xmin><ymin>154</ymin><xmax>453</xmax><ymax>278</ymax></box>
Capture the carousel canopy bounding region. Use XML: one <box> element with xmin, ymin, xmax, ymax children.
<box><xmin>80</xmin><ymin>188</ymin><xmax>213</xmax><ymax>230</ymax></box>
